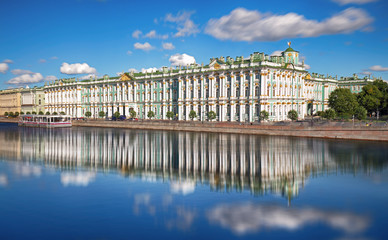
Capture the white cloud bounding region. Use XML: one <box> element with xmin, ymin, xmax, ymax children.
<box><xmin>0</xmin><ymin>174</ymin><xmax>7</xmax><ymax>187</ymax></box>
<box><xmin>0</xmin><ymin>63</ymin><xmax>9</xmax><ymax>73</ymax></box>
<box><xmin>141</xmin><ymin>67</ymin><xmax>159</xmax><ymax>73</ymax></box>
<box><xmin>144</xmin><ymin>30</ymin><xmax>168</xmax><ymax>39</ymax></box>
<box><xmin>162</xmin><ymin>42</ymin><xmax>175</xmax><ymax>50</ymax></box>
<box><xmin>39</xmin><ymin>59</ymin><xmax>47</xmax><ymax>63</ymax></box>
<box><xmin>369</xmin><ymin>65</ymin><xmax>388</xmax><ymax>71</ymax></box>
<box><xmin>134</xmin><ymin>42</ymin><xmax>154</xmax><ymax>51</ymax></box>
<box><xmin>304</xmin><ymin>64</ymin><xmax>311</xmax><ymax>70</ymax></box>
<box><xmin>60</xmin><ymin>62</ymin><xmax>97</xmax><ymax>75</ymax></box>
<box><xmin>127</xmin><ymin>50</ymin><xmax>133</xmax><ymax>55</ymax></box>
<box><xmin>207</xmin><ymin>203</ymin><xmax>369</xmax><ymax>235</ymax></box>
<box><xmin>132</xmin><ymin>30</ymin><xmax>142</xmax><ymax>39</ymax></box>
<box><xmin>332</xmin><ymin>0</ymin><xmax>378</xmax><ymax>5</ymax></box>
<box><xmin>169</xmin><ymin>53</ymin><xmax>196</xmax><ymax>66</ymax></box>
<box><xmin>3</xmin><ymin>59</ymin><xmax>13</xmax><ymax>64</ymax></box>
<box><xmin>61</xmin><ymin>172</ymin><xmax>96</xmax><ymax>187</ymax></box>
<box><xmin>270</xmin><ymin>50</ymin><xmax>283</xmax><ymax>56</ymax></box>
<box><xmin>79</xmin><ymin>74</ymin><xmax>97</xmax><ymax>80</ymax></box>
<box><xmin>128</xmin><ymin>68</ymin><xmax>139</xmax><ymax>73</ymax></box>
<box><xmin>51</xmin><ymin>56</ymin><xmax>58</xmax><ymax>60</ymax></box>
<box><xmin>360</xmin><ymin>71</ymin><xmax>372</xmax><ymax>75</ymax></box>
<box><xmin>145</xmin><ymin>30</ymin><xmax>157</xmax><ymax>38</ymax></box>
<box><xmin>165</xmin><ymin>11</ymin><xmax>199</xmax><ymax>37</ymax></box>
<box><xmin>7</xmin><ymin>73</ymin><xmax>44</xmax><ymax>85</ymax></box>
<box><xmin>45</xmin><ymin>75</ymin><xmax>57</xmax><ymax>81</ymax></box>
<box><xmin>11</xmin><ymin>69</ymin><xmax>33</xmax><ymax>75</ymax></box>
<box><xmin>170</xmin><ymin>181</ymin><xmax>195</xmax><ymax>195</ymax></box>
<box><xmin>205</xmin><ymin>7</ymin><xmax>373</xmax><ymax>41</ymax></box>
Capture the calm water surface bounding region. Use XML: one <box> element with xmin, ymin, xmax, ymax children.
<box><xmin>0</xmin><ymin>123</ymin><xmax>387</xmax><ymax>240</ymax></box>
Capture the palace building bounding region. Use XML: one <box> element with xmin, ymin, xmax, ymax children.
<box><xmin>1</xmin><ymin>44</ymin><xmax>375</xmax><ymax>121</ymax></box>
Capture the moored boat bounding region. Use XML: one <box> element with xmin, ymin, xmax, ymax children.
<box><xmin>18</xmin><ymin>114</ymin><xmax>72</xmax><ymax>128</ymax></box>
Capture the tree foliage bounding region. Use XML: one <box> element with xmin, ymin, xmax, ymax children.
<box><xmin>60</xmin><ymin>111</ymin><xmax>66</xmax><ymax>115</ymax></box>
<box><xmin>99</xmin><ymin>111</ymin><xmax>105</xmax><ymax>118</ymax></box>
<box><xmin>130</xmin><ymin>110</ymin><xmax>137</xmax><ymax>118</ymax></box>
<box><xmin>372</xmin><ymin>79</ymin><xmax>388</xmax><ymax>114</ymax></box>
<box><xmin>259</xmin><ymin>110</ymin><xmax>269</xmax><ymax>121</ymax></box>
<box><xmin>287</xmin><ymin>110</ymin><xmax>298</xmax><ymax>121</ymax></box>
<box><xmin>329</xmin><ymin>88</ymin><xmax>359</xmax><ymax>118</ymax></box>
<box><xmin>38</xmin><ymin>111</ymin><xmax>44</xmax><ymax>115</ymax></box>
<box><xmin>354</xmin><ymin>106</ymin><xmax>367</xmax><ymax>120</ymax></box>
<box><xmin>324</xmin><ymin>109</ymin><xmax>336</xmax><ymax>120</ymax></box>
<box><xmin>52</xmin><ymin>112</ymin><xmax>58</xmax><ymax>115</ymax></box>
<box><xmin>85</xmin><ymin>111</ymin><xmax>92</xmax><ymax>117</ymax></box>
<box><xmin>113</xmin><ymin>111</ymin><xmax>120</xmax><ymax>119</ymax></box>
<box><xmin>166</xmin><ymin>111</ymin><xmax>174</xmax><ymax>120</ymax></box>
<box><xmin>147</xmin><ymin>110</ymin><xmax>155</xmax><ymax>119</ymax></box>
<box><xmin>4</xmin><ymin>112</ymin><xmax>8</xmax><ymax>116</ymax></box>
<box><xmin>189</xmin><ymin>110</ymin><xmax>197</xmax><ymax>120</ymax></box>
<box><xmin>45</xmin><ymin>111</ymin><xmax>50</xmax><ymax>115</ymax></box>
<box><xmin>357</xmin><ymin>84</ymin><xmax>382</xmax><ymax>114</ymax></box>
<box><xmin>31</xmin><ymin>111</ymin><xmax>36</xmax><ymax>115</ymax></box>
<box><xmin>207</xmin><ymin>111</ymin><xmax>216</xmax><ymax>121</ymax></box>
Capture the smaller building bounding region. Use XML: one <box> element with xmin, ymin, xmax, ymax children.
<box><xmin>21</xmin><ymin>87</ymin><xmax>45</xmax><ymax>114</ymax></box>
<box><xmin>0</xmin><ymin>88</ymin><xmax>22</xmax><ymax>116</ymax></box>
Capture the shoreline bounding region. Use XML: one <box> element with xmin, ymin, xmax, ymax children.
<box><xmin>2</xmin><ymin>118</ymin><xmax>387</xmax><ymax>142</ymax></box>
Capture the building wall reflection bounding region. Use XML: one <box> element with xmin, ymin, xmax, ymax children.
<box><xmin>0</xmin><ymin>127</ymin><xmax>368</xmax><ymax>198</ymax></box>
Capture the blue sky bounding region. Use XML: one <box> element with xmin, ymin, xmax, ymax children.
<box><xmin>0</xmin><ymin>0</ymin><xmax>387</xmax><ymax>89</ymax></box>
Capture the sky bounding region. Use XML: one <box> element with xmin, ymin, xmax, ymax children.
<box><xmin>0</xmin><ymin>0</ymin><xmax>387</xmax><ymax>90</ymax></box>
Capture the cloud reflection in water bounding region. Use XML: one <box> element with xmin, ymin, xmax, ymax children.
<box><xmin>207</xmin><ymin>203</ymin><xmax>369</xmax><ymax>235</ymax></box>
<box><xmin>0</xmin><ymin>174</ymin><xmax>7</xmax><ymax>186</ymax></box>
<box><xmin>60</xmin><ymin>172</ymin><xmax>96</xmax><ymax>187</ymax></box>
<box><xmin>14</xmin><ymin>164</ymin><xmax>41</xmax><ymax>177</ymax></box>
<box><xmin>170</xmin><ymin>181</ymin><xmax>195</xmax><ymax>195</ymax></box>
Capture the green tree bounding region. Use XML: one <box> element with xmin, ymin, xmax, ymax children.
<box><xmin>4</xmin><ymin>112</ymin><xmax>8</xmax><ymax>116</ymax></box>
<box><xmin>52</xmin><ymin>112</ymin><xmax>58</xmax><ymax>115</ymax></box>
<box><xmin>147</xmin><ymin>110</ymin><xmax>155</xmax><ymax>119</ymax></box>
<box><xmin>85</xmin><ymin>111</ymin><xmax>92</xmax><ymax>118</ymax></box>
<box><xmin>8</xmin><ymin>112</ymin><xmax>14</xmax><ymax>117</ymax></box>
<box><xmin>316</xmin><ymin>111</ymin><xmax>325</xmax><ymax>117</ymax></box>
<box><xmin>287</xmin><ymin>110</ymin><xmax>298</xmax><ymax>121</ymax></box>
<box><xmin>372</xmin><ymin>79</ymin><xmax>388</xmax><ymax>115</ymax></box>
<box><xmin>324</xmin><ymin>109</ymin><xmax>336</xmax><ymax>120</ymax></box>
<box><xmin>14</xmin><ymin>112</ymin><xmax>19</xmax><ymax>117</ymax></box>
<box><xmin>20</xmin><ymin>111</ymin><xmax>24</xmax><ymax>115</ymax></box>
<box><xmin>189</xmin><ymin>110</ymin><xmax>197</xmax><ymax>120</ymax></box>
<box><xmin>259</xmin><ymin>110</ymin><xmax>269</xmax><ymax>121</ymax></box>
<box><xmin>207</xmin><ymin>111</ymin><xmax>216</xmax><ymax>121</ymax></box>
<box><xmin>130</xmin><ymin>110</ymin><xmax>137</xmax><ymax>119</ymax></box>
<box><xmin>60</xmin><ymin>111</ymin><xmax>66</xmax><ymax>115</ymax></box>
<box><xmin>99</xmin><ymin>111</ymin><xmax>106</xmax><ymax>118</ymax></box>
<box><xmin>26</xmin><ymin>112</ymin><xmax>31</xmax><ymax>115</ymax></box>
<box><xmin>329</xmin><ymin>88</ymin><xmax>359</xmax><ymax>118</ymax></box>
<box><xmin>357</xmin><ymin>84</ymin><xmax>382</xmax><ymax>114</ymax></box>
<box><xmin>45</xmin><ymin>111</ymin><xmax>50</xmax><ymax>115</ymax></box>
<box><xmin>38</xmin><ymin>111</ymin><xmax>44</xmax><ymax>115</ymax></box>
<box><xmin>113</xmin><ymin>111</ymin><xmax>120</xmax><ymax>119</ymax></box>
<box><xmin>354</xmin><ymin>106</ymin><xmax>367</xmax><ymax>120</ymax></box>
<box><xmin>31</xmin><ymin>111</ymin><xmax>36</xmax><ymax>115</ymax></box>
<box><xmin>166</xmin><ymin>111</ymin><xmax>174</xmax><ymax>120</ymax></box>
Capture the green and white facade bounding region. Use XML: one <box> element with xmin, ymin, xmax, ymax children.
<box><xmin>43</xmin><ymin>45</ymin><xmax>374</xmax><ymax>121</ymax></box>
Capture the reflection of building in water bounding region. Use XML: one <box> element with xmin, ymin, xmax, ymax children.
<box><xmin>0</xmin><ymin>127</ymin><xmax>342</xmax><ymax>199</ymax></box>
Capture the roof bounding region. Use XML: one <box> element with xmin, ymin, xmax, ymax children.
<box><xmin>284</xmin><ymin>47</ymin><xmax>298</xmax><ymax>53</ymax></box>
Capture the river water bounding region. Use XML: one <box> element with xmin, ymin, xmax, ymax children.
<box><xmin>0</xmin><ymin>122</ymin><xmax>387</xmax><ymax>239</ymax></box>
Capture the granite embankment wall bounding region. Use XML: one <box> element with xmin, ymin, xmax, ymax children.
<box><xmin>1</xmin><ymin>118</ymin><xmax>387</xmax><ymax>141</ymax></box>
<box><xmin>73</xmin><ymin>120</ymin><xmax>388</xmax><ymax>142</ymax></box>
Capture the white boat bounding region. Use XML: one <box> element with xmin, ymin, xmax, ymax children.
<box><xmin>18</xmin><ymin>114</ymin><xmax>72</xmax><ymax>128</ymax></box>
